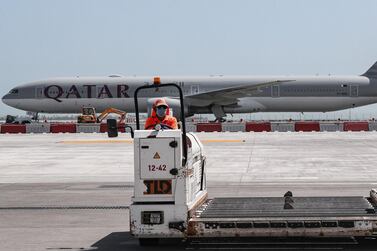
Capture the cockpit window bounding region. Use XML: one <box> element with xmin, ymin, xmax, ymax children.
<box><xmin>9</xmin><ymin>89</ymin><xmax>19</xmax><ymax>94</ymax></box>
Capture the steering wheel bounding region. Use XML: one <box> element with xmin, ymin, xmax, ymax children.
<box><xmin>158</xmin><ymin>123</ymin><xmax>173</xmax><ymax>130</ymax></box>
<box><xmin>145</xmin><ymin>123</ymin><xmax>173</xmax><ymax>130</ymax></box>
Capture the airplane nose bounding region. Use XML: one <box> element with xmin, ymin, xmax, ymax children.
<box><xmin>2</xmin><ymin>94</ymin><xmax>8</xmax><ymax>103</ymax></box>
<box><xmin>2</xmin><ymin>94</ymin><xmax>11</xmax><ymax>106</ymax></box>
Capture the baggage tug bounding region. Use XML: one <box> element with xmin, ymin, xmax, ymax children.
<box><xmin>108</xmin><ymin>83</ymin><xmax>377</xmax><ymax>246</ymax></box>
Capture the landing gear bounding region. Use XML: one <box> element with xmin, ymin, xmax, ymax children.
<box><xmin>31</xmin><ymin>112</ymin><xmax>39</xmax><ymax>122</ymax></box>
<box><xmin>211</xmin><ymin>117</ymin><xmax>226</xmax><ymax>122</ymax></box>
<box><xmin>211</xmin><ymin>105</ymin><xmax>226</xmax><ymax>123</ymax></box>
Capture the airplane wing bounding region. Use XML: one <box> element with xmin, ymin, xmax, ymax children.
<box><xmin>184</xmin><ymin>80</ymin><xmax>294</xmax><ymax>107</ymax></box>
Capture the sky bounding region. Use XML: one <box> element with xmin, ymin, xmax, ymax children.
<box><xmin>1</xmin><ymin>0</ymin><xmax>377</xmax><ymax>120</ymax></box>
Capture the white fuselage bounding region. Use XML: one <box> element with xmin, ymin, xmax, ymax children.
<box><xmin>2</xmin><ymin>75</ymin><xmax>377</xmax><ymax>116</ymax></box>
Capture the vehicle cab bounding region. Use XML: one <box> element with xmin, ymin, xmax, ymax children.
<box><xmin>108</xmin><ymin>83</ymin><xmax>207</xmax><ymax>245</ymax></box>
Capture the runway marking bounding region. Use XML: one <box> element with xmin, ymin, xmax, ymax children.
<box><xmin>58</xmin><ymin>139</ymin><xmax>245</xmax><ymax>144</ymax></box>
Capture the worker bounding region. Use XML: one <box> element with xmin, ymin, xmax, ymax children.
<box><xmin>145</xmin><ymin>98</ymin><xmax>178</xmax><ymax>130</ymax></box>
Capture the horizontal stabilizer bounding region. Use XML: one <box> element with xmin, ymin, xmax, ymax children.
<box><xmin>362</xmin><ymin>61</ymin><xmax>377</xmax><ymax>77</ymax></box>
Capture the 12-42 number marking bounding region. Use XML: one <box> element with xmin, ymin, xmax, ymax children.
<box><xmin>148</xmin><ymin>164</ymin><xmax>167</xmax><ymax>172</ymax></box>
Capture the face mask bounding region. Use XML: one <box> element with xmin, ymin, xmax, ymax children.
<box><xmin>156</xmin><ymin>106</ymin><xmax>167</xmax><ymax>117</ymax></box>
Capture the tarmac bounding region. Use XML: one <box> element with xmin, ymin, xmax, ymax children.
<box><xmin>1</xmin><ymin>132</ymin><xmax>377</xmax><ymax>250</ymax></box>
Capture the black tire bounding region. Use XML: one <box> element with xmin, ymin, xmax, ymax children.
<box><xmin>138</xmin><ymin>238</ymin><xmax>159</xmax><ymax>246</ymax></box>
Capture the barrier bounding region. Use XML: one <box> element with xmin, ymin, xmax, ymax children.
<box><xmin>271</xmin><ymin>122</ymin><xmax>295</xmax><ymax>132</ymax></box>
<box><xmin>295</xmin><ymin>122</ymin><xmax>320</xmax><ymax>132</ymax></box>
<box><xmin>245</xmin><ymin>122</ymin><xmax>271</xmax><ymax>132</ymax></box>
<box><xmin>100</xmin><ymin>123</ymin><xmax>108</xmax><ymax>133</ymax></box>
<box><xmin>50</xmin><ymin>123</ymin><xmax>77</xmax><ymax>133</ymax></box>
<box><xmin>185</xmin><ymin>123</ymin><xmax>197</xmax><ymax>132</ymax></box>
<box><xmin>100</xmin><ymin>123</ymin><xmax>144</xmax><ymax>133</ymax></box>
<box><xmin>1</xmin><ymin>121</ymin><xmax>376</xmax><ymax>134</ymax></box>
<box><xmin>100</xmin><ymin>123</ymin><xmax>130</xmax><ymax>133</ymax></box>
<box><xmin>117</xmin><ymin>123</ymin><xmax>126</xmax><ymax>132</ymax></box>
<box><xmin>76</xmin><ymin>123</ymin><xmax>101</xmax><ymax>133</ymax></box>
<box><xmin>368</xmin><ymin>122</ymin><xmax>377</xmax><ymax>131</ymax></box>
<box><xmin>26</xmin><ymin>123</ymin><xmax>50</xmax><ymax>133</ymax></box>
<box><xmin>117</xmin><ymin>123</ymin><xmax>144</xmax><ymax>132</ymax></box>
<box><xmin>343</xmin><ymin>122</ymin><xmax>369</xmax><ymax>131</ymax></box>
<box><xmin>221</xmin><ymin>123</ymin><xmax>245</xmax><ymax>132</ymax></box>
<box><xmin>319</xmin><ymin>122</ymin><xmax>343</xmax><ymax>132</ymax></box>
<box><xmin>197</xmin><ymin>123</ymin><xmax>222</xmax><ymax>132</ymax></box>
<box><xmin>0</xmin><ymin>124</ymin><xmax>26</xmax><ymax>134</ymax></box>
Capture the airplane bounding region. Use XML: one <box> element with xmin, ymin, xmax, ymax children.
<box><xmin>2</xmin><ymin>62</ymin><xmax>377</xmax><ymax>121</ymax></box>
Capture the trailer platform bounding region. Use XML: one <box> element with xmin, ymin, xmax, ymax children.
<box><xmin>188</xmin><ymin>193</ymin><xmax>377</xmax><ymax>238</ymax></box>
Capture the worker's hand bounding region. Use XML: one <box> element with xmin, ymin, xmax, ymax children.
<box><xmin>154</xmin><ymin>123</ymin><xmax>173</xmax><ymax>130</ymax></box>
<box><xmin>160</xmin><ymin>123</ymin><xmax>173</xmax><ymax>129</ymax></box>
<box><xmin>145</xmin><ymin>123</ymin><xmax>173</xmax><ymax>130</ymax></box>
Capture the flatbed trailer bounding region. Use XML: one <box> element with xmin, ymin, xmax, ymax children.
<box><xmin>116</xmin><ymin>82</ymin><xmax>377</xmax><ymax>245</ymax></box>
<box><xmin>188</xmin><ymin>195</ymin><xmax>377</xmax><ymax>238</ymax></box>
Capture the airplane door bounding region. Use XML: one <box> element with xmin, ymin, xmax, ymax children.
<box><xmin>350</xmin><ymin>85</ymin><xmax>358</xmax><ymax>97</ymax></box>
<box><xmin>36</xmin><ymin>88</ymin><xmax>43</xmax><ymax>98</ymax></box>
<box><xmin>271</xmin><ymin>85</ymin><xmax>280</xmax><ymax>97</ymax></box>
<box><xmin>191</xmin><ymin>85</ymin><xmax>200</xmax><ymax>95</ymax></box>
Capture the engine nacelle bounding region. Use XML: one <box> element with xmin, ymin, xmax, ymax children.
<box><xmin>147</xmin><ymin>97</ymin><xmax>193</xmax><ymax>119</ymax></box>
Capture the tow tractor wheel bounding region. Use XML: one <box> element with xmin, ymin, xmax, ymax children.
<box><xmin>138</xmin><ymin>238</ymin><xmax>159</xmax><ymax>246</ymax></box>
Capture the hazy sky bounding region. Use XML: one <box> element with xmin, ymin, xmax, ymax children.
<box><xmin>1</xmin><ymin>0</ymin><xmax>377</xmax><ymax>119</ymax></box>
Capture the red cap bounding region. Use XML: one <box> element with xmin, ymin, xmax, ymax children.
<box><xmin>154</xmin><ymin>98</ymin><xmax>168</xmax><ymax>108</ymax></box>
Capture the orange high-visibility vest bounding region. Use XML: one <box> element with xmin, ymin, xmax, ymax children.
<box><xmin>144</xmin><ymin>105</ymin><xmax>178</xmax><ymax>130</ymax></box>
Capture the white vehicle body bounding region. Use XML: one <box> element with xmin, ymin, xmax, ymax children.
<box><xmin>130</xmin><ymin>129</ymin><xmax>207</xmax><ymax>238</ymax></box>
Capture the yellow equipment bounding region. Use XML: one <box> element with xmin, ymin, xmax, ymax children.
<box><xmin>77</xmin><ymin>107</ymin><xmax>97</xmax><ymax>123</ymax></box>
<box><xmin>77</xmin><ymin>107</ymin><xmax>126</xmax><ymax>123</ymax></box>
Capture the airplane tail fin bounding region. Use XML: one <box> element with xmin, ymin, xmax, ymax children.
<box><xmin>362</xmin><ymin>61</ymin><xmax>377</xmax><ymax>77</ymax></box>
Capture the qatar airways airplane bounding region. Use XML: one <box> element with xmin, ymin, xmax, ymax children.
<box><xmin>2</xmin><ymin>62</ymin><xmax>377</xmax><ymax>121</ymax></box>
